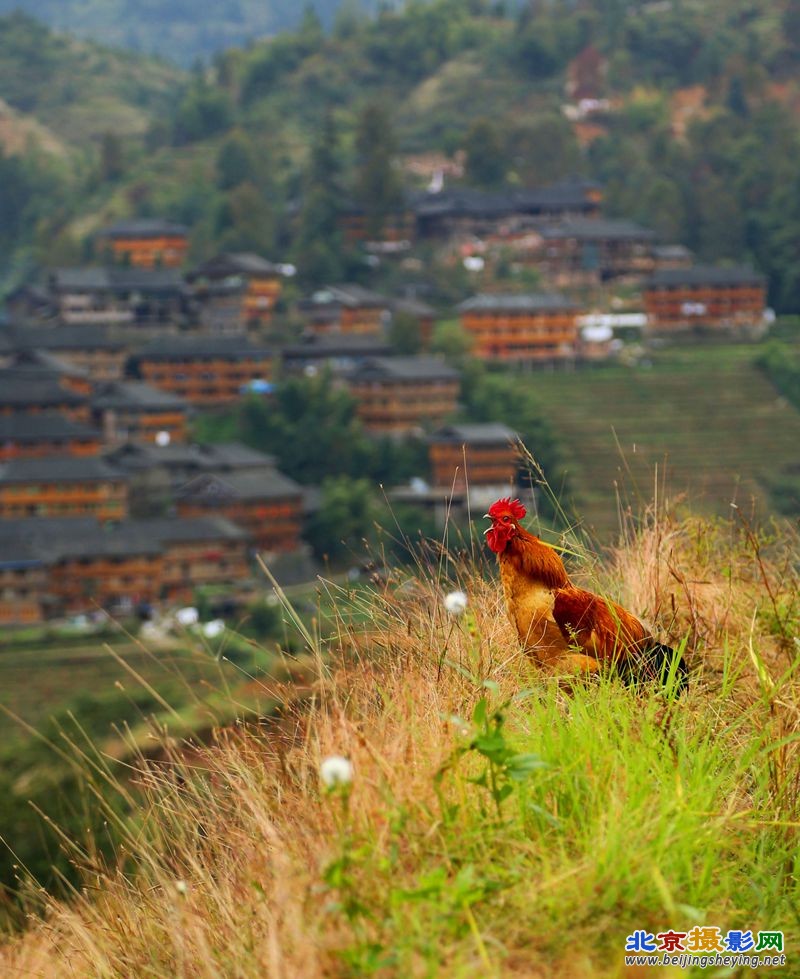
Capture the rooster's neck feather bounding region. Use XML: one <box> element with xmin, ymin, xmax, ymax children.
<box><xmin>503</xmin><ymin>528</ymin><xmax>571</xmax><ymax>589</ymax></box>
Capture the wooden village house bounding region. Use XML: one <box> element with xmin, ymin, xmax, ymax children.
<box><xmin>457</xmin><ymin>294</ymin><xmax>580</xmax><ymax>363</ymax></box>
<box><xmin>345</xmin><ymin>356</ymin><xmax>461</xmax><ymax>435</ymax></box>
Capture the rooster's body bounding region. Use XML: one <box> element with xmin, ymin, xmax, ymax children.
<box><xmin>485</xmin><ymin>498</ymin><xmax>686</xmax><ymax>686</ymax></box>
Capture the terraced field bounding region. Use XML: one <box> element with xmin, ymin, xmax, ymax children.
<box><xmin>525</xmin><ymin>343</ymin><xmax>800</xmax><ymax>541</ymax></box>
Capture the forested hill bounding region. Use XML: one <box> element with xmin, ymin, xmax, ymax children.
<box><xmin>0</xmin><ymin>0</ymin><xmax>382</xmax><ymax>64</ymax></box>
<box><xmin>3</xmin><ymin>0</ymin><xmax>800</xmax><ymax>312</ymax></box>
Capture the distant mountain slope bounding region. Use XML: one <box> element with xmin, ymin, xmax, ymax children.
<box><xmin>0</xmin><ymin>12</ymin><xmax>183</xmax><ymax>143</ymax></box>
<box><xmin>0</xmin><ymin>0</ymin><xmax>382</xmax><ymax>65</ymax></box>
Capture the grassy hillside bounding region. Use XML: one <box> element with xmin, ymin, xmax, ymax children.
<box><xmin>526</xmin><ymin>343</ymin><xmax>800</xmax><ymax>540</ymax></box>
<box><xmin>0</xmin><ymin>13</ymin><xmax>183</xmax><ymax>144</ymax></box>
<box><xmin>0</xmin><ymin>511</ymin><xmax>797</xmax><ymax>975</ymax></box>
<box><xmin>2</xmin><ymin>0</ymin><xmax>800</xmax><ymax>314</ymax></box>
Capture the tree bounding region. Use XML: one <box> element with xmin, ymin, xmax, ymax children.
<box><xmin>333</xmin><ymin>0</ymin><xmax>364</xmax><ymax>39</ymax></box>
<box><xmin>308</xmin><ymin>476</ymin><xmax>381</xmax><ymax>561</ymax></box>
<box><xmin>431</xmin><ymin>320</ymin><xmax>473</xmax><ymax>362</ymax></box>
<box><xmin>506</xmin><ymin>116</ymin><xmax>580</xmax><ymax>186</ymax></box>
<box><xmin>216</xmin><ymin>182</ymin><xmax>276</xmax><ymax>254</ymax></box>
<box><xmin>692</xmin><ymin>174</ymin><xmax>745</xmax><ymax>261</ymax></box>
<box><xmin>294</xmin><ymin>110</ymin><xmax>345</xmax><ymax>283</ymax></box>
<box><xmin>512</xmin><ymin>17</ymin><xmax>560</xmax><ymax>79</ymax></box>
<box><xmin>389</xmin><ymin>311</ymin><xmax>422</xmax><ymax>354</ymax></box>
<box><xmin>298</xmin><ymin>4</ymin><xmax>324</xmax><ymax>47</ymax></box>
<box><xmin>463</xmin><ymin>118</ymin><xmax>506</xmax><ymax>188</ymax></box>
<box><xmin>172</xmin><ymin>81</ymin><xmax>234</xmax><ymax>144</ymax></box>
<box><xmin>354</xmin><ymin>102</ymin><xmax>404</xmax><ymax>238</ymax></box>
<box><xmin>237</xmin><ymin>373</ymin><xmax>372</xmax><ymax>484</ymax></box>
<box><xmin>727</xmin><ymin>75</ymin><xmax>748</xmax><ymax>119</ymax></box>
<box><xmin>216</xmin><ymin>132</ymin><xmax>257</xmax><ymax>190</ymax></box>
<box><xmin>99</xmin><ymin>132</ymin><xmax>124</xmax><ymax>182</ymax></box>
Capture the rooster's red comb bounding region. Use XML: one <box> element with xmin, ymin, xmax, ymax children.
<box><xmin>487</xmin><ymin>497</ymin><xmax>526</xmax><ymax>521</ymax></box>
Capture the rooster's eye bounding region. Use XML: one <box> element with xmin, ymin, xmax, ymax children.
<box><xmin>502</xmin><ymin>516</ymin><xmax>509</xmax><ymax>522</ymax></box>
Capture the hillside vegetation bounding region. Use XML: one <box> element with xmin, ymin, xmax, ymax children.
<box><xmin>0</xmin><ymin>509</ymin><xmax>797</xmax><ymax>976</ymax></box>
<box><xmin>3</xmin><ymin>0</ymin><xmax>800</xmax><ymax>313</ymax></box>
<box><xmin>528</xmin><ymin>344</ymin><xmax>800</xmax><ymax>537</ymax></box>
<box><xmin>0</xmin><ymin>12</ymin><xmax>183</xmax><ymax>280</ymax></box>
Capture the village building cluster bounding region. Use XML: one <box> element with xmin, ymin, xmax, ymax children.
<box><xmin>0</xmin><ymin>179</ymin><xmax>771</xmax><ymax>624</ymax></box>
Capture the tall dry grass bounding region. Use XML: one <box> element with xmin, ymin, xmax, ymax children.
<box><xmin>0</xmin><ymin>507</ymin><xmax>798</xmax><ymax>978</ymax></box>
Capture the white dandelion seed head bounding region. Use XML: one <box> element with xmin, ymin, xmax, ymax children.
<box><xmin>175</xmin><ymin>606</ymin><xmax>199</xmax><ymax>627</ymax></box>
<box><xmin>175</xmin><ymin>880</ymin><xmax>188</xmax><ymax>895</ymax></box>
<box><xmin>443</xmin><ymin>590</ymin><xmax>468</xmax><ymax>616</ymax></box>
<box><xmin>202</xmin><ymin>619</ymin><xmax>225</xmax><ymax>638</ymax></box>
<box><xmin>320</xmin><ymin>755</ymin><xmax>353</xmax><ymax>788</ymax></box>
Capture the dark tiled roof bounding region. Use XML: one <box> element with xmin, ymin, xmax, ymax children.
<box><xmin>0</xmin><ymin>414</ymin><xmax>99</xmax><ymax>443</ymax></box>
<box><xmin>0</xmin><ymin>372</ymin><xmax>86</xmax><ymax>407</ymax></box>
<box><xmin>309</xmin><ymin>284</ymin><xmax>390</xmax><ymax>308</ymax></box>
<box><xmin>2</xmin><ymin>324</ymin><xmax>128</xmax><ymax>351</ymax></box>
<box><xmin>457</xmin><ymin>293</ymin><xmax>578</xmax><ymax>314</ymax></box>
<box><xmin>106</xmin><ymin>441</ymin><xmax>275</xmax><ymax>473</ymax></box>
<box><xmin>9</xmin><ymin>348</ymin><xmax>89</xmax><ymax>377</ymax></box>
<box><xmin>653</xmin><ymin>244</ymin><xmax>693</xmax><ymax>260</ymax></box>
<box><xmin>97</xmin><ymin>219</ymin><xmax>188</xmax><ymax>239</ymax></box>
<box><xmin>430</xmin><ymin>423</ymin><xmax>520</xmax><ymax>445</ymax></box>
<box><xmin>0</xmin><ymin>516</ymin><xmax>156</xmax><ymax>561</ymax></box>
<box><xmin>190</xmin><ymin>252</ymin><xmax>283</xmax><ymax>279</ymax></box>
<box><xmin>282</xmin><ymin>335</ymin><xmax>392</xmax><ymax>360</ymax></box>
<box><xmin>539</xmin><ymin>218</ymin><xmax>656</xmax><ymax>241</ymax></box>
<box><xmin>0</xmin><ymin>518</ymin><xmax>101</xmax><ymax>564</ymax></box>
<box><xmin>177</xmin><ymin>469</ymin><xmax>301</xmax><ymax>504</ymax></box>
<box><xmin>0</xmin><ymin>515</ymin><xmax>245</xmax><ymax>563</ymax></box>
<box><xmin>52</xmin><ymin>529</ymin><xmax>163</xmax><ymax>559</ymax></box>
<box><xmin>92</xmin><ymin>381</ymin><xmax>188</xmax><ymax>412</ymax></box>
<box><xmin>138</xmin><ymin>335</ymin><xmax>274</xmax><ymax>361</ymax></box>
<box><xmin>50</xmin><ymin>267</ymin><xmax>108</xmax><ymax>291</ymax></box>
<box><xmin>0</xmin><ymin>516</ymin><xmax>99</xmax><ymax>539</ymax></box>
<box><xmin>392</xmin><ymin>297</ymin><xmax>435</xmax><ymax>317</ymax></box>
<box><xmin>412</xmin><ymin>179</ymin><xmax>601</xmax><ymax>219</ymax></box>
<box><xmin>0</xmin><ymin>456</ymin><xmax>126</xmax><ymax>483</ymax></box>
<box><xmin>51</xmin><ymin>267</ymin><xmax>186</xmax><ymax>295</ymax></box>
<box><xmin>646</xmin><ymin>265</ymin><xmax>766</xmax><ymax>288</ymax></box>
<box><xmin>349</xmin><ymin>356</ymin><xmax>460</xmax><ymax>383</ymax></box>
<box><xmin>0</xmin><ymin>538</ymin><xmax>46</xmax><ymax>568</ymax></box>
<box><xmin>198</xmin><ymin>442</ymin><xmax>276</xmax><ymax>469</ymax></box>
<box><xmin>127</xmin><ymin>516</ymin><xmax>247</xmax><ymax>543</ymax></box>
<box><xmin>105</xmin><ymin>442</ymin><xmax>205</xmax><ymax>471</ymax></box>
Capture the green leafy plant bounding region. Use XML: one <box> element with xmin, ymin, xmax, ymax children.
<box><xmin>438</xmin><ymin>684</ymin><xmax>548</xmax><ymax>821</ymax></box>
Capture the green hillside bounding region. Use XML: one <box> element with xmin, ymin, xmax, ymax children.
<box><xmin>2</xmin><ymin>0</ymin><xmax>800</xmax><ymax>313</ymax></box>
<box><xmin>0</xmin><ymin>13</ymin><xmax>183</xmax><ymax>143</ymax></box>
<box><xmin>530</xmin><ymin>344</ymin><xmax>800</xmax><ymax>539</ymax></box>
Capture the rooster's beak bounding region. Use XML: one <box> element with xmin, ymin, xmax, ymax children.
<box><xmin>482</xmin><ymin>513</ymin><xmax>491</xmax><ymax>519</ymax></box>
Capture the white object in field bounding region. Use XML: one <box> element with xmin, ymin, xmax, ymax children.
<box><xmin>155</xmin><ymin>430</ymin><xmax>171</xmax><ymax>446</ymax></box>
<box><xmin>463</xmin><ymin>255</ymin><xmax>485</xmax><ymax>272</ymax></box>
<box><xmin>202</xmin><ymin>619</ymin><xmax>225</xmax><ymax>638</ymax></box>
<box><xmin>175</xmin><ymin>607</ymin><xmax>199</xmax><ymax>626</ymax></box>
<box><xmin>320</xmin><ymin>755</ymin><xmax>354</xmax><ymax>787</ymax></box>
<box><xmin>444</xmin><ymin>590</ymin><xmax>468</xmax><ymax>616</ymax></box>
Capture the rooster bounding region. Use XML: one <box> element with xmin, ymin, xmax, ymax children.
<box><xmin>484</xmin><ymin>497</ymin><xmax>686</xmax><ymax>686</ymax></box>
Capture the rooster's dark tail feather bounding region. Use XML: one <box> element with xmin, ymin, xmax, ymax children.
<box><xmin>620</xmin><ymin>641</ymin><xmax>688</xmax><ymax>693</ymax></box>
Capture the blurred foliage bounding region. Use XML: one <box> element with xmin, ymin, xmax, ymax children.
<box><xmin>194</xmin><ymin>375</ymin><xmax>430</xmax><ymax>489</ymax></box>
<box><xmin>459</xmin><ymin>359</ymin><xmax>566</xmax><ymax>521</ymax></box>
<box><xmin>4</xmin><ymin>2</ymin><xmax>800</xmax><ymax>311</ymax></box>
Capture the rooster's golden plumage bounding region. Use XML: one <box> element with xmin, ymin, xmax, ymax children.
<box><xmin>485</xmin><ymin>498</ymin><xmax>686</xmax><ymax>686</ymax></box>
